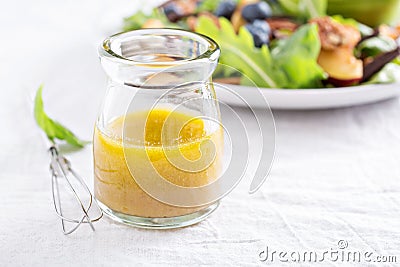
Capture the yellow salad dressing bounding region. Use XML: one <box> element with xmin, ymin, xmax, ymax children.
<box><xmin>93</xmin><ymin>109</ymin><xmax>223</xmax><ymax>217</ymax></box>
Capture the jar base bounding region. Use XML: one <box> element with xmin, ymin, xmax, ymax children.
<box><xmin>97</xmin><ymin>201</ymin><xmax>219</xmax><ymax>229</ymax></box>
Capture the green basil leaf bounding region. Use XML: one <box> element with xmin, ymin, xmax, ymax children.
<box><xmin>34</xmin><ymin>85</ymin><xmax>87</xmax><ymax>148</ymax></box>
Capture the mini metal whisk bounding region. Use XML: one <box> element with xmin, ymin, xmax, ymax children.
<box><xmin>48</xmin><ymin>141</ymin><xmax>103</xmax><ymax>235</ymax></box>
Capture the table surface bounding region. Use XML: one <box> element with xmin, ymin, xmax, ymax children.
<box><xmin>1</xmin><ymin>1</ymin><xmax>400</xmax><ymax>266</ymax></box>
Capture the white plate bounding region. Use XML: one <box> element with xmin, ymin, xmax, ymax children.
<box><xmin>216</xmin><ymin>83</ymin><xmax>400</xmax><ymax>110</ymax></box>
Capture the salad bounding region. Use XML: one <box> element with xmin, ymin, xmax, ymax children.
<box><xmin>123</xmin><ymin>0</ymin><xmax>400</xmax><ymax>89</ymax></box>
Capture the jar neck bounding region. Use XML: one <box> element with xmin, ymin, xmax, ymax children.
<box><xmin>99</xmin><ymin>29</ymin><xmax>220</xmax><ymax>88</ymax></box>
<box><xmin>100</xmin><ymin>58</ymin><xmax>218</xmax><ymax>89</ymax></box>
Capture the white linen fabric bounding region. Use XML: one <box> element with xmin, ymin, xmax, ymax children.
<box><xmin>1</xmin><ymin>0</ymin><xmax>399</xmax><ymax>266</ymax></box>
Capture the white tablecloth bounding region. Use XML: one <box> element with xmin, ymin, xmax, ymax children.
<box><xmin>1</xmin><ymin>1</ymin><xmax>400</xmax><ymax>266</ymax></box>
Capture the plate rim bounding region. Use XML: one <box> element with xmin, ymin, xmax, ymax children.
<box><xmin>223</xmin><ymin>82</ymin><xmax>400</xmax><ymax>94</ymax></box>
<box><xmin>215</xmin><ymin>82</ymin><xmax>400</xmax><ymax>109</ymax></box>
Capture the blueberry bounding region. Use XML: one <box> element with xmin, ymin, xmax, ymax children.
<box><xmin>245</xmin><ymin>20</ymin><xmax>271</xmax><ymax>48</ymax></box>
<box><xmin>214</xmin><ymin>0</ymin><xmax>237</xmax><ymax>19</ymax></box>
<box><xmin>163</xmin><ymin>3</ymin><xmax>184</xmax><ymax>22</ymax></box>
<box><xmin>252</xmin><ymin>19</ymin><xmax>271</xmax><ymax>34</ymax></box>
<box><xmin>242</xmin><ymin>2</ymin><xmax>272</xmax><ymax>22</ymax></box>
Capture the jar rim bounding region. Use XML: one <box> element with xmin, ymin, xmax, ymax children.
<box><xmin>99</xmin><ymin>28</ymin><xmax>220</xmax><ymax>66</ymax></box>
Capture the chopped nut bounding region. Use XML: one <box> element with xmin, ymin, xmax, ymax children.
<box><xmin>266</xmin><ymin>18</ymin><xmax>298</xmax><ymax>32</ymax></box>
<box><xmin>326</xmin><ymin>32</ymin><xmax>342</xmax><ymax>46</ymax></box>
<box><xmin>310</xmin><ymin>17</ymin><xmax>361</xmax><ymax>50</ymax></box>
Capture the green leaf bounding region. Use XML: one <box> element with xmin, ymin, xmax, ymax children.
<box><xmin>196</xmin><ymin>0</ymin><xmax>220</xmax><ymax>12</ymax></box>
<box><xmin>365</xmin><ymin>62</ymin><xmax>400</xmax><ymax>84</ymax></box>
<box><xmin>271</xmin><ymin>23</ymin><xmax>327</xmax><ymax>88</ymax></box>
<box><xmin>278</xmin><ymin>0</ymin><xmax>327</xmax><ymax>20</ymax></box>
<box><xmin>392</xmin><ymin>57</ymin><xmax>400</xmax><ymax>65</ymax></box>
<box><xmin>196</xmin><ymin>17</ymin><xmax>326</xmax><ymax>88</ymax></box>
<box><xmin>123</xmin><ymin>8</ymin><xmax>176</xmax><ymax>31</ymax></box>
<box><xmin>330</xmin><ymin>15</ymin><xmax>358</xmax><ymax>27</ymax></box>
<box><xmin>34</xmin><ymin>85</ymin><xmax>87</xmax><ymax>148</ymax></box>
<box><xmin>356</xmin><ymin>36</ymin><xmax>398</xmax><ymax>58</ymax></box>
<box><xmin>196</xmin><ymin>16</ymin><xmax>281</xmax><ymax>88</ymax></box>
<box><xmin>123</xmin><ymin>10</ymin><xmax>152</xmax><ymax>31</ymax></box>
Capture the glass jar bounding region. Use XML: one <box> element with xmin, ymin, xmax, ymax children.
<box><xmin>95</xmin><ymin>29</ymin><xmax>222</xmax><ymax>229</ymax></box>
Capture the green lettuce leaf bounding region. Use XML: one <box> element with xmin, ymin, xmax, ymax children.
<box><xmin>34</xmin><ymin>85</ymin><xmax>87</xmax><ymax>148</ymax></box>
<box><xmin>196</xmin><ymin>17</ymin><xmax>326</xmax><ymax>88</ymax></box>
<box><xmin>278</xmin><ymin>0</ymin><xmax>327</xmax><ymax>20</ymax></box>
<box><xmin>271</xmin><ymin>23</ymin><xmax>326</xmax><ymax>88</ymax></box>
